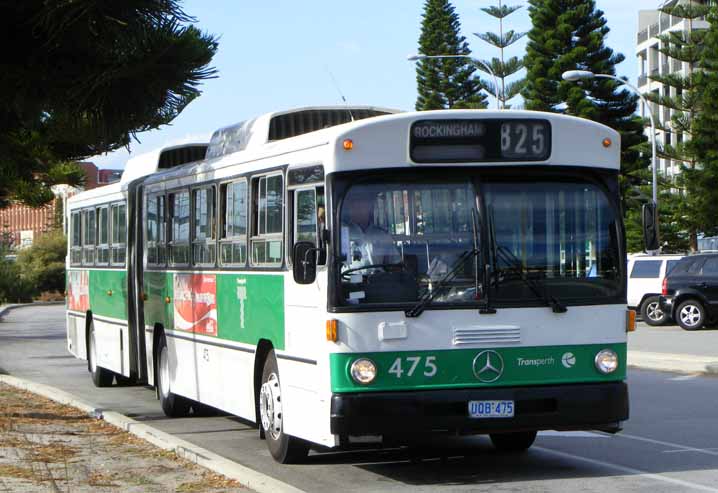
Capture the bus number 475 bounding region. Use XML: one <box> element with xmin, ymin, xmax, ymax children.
<box><xmin>388</xmin><ymin>356</ymin><xmax>437</xmax><ymax>378</ymax></box>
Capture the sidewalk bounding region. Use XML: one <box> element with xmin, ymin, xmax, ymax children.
<box><xmin>628</xmin><ymin>322</ymin><xmax>718</xmax><ymax>375</ymax></box>
<box><xmin>0</xmin><ymin>381</ymin><xmax>246</xmax><ymax>492</ymax></box>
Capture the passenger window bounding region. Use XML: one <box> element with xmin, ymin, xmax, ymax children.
<box><xmin>702</xmin><ymin>257</ymin><xmax>718</xmax><ymax>275</ymax></box>
<box><xmin>220</xmin><ymin>180</ymin><xmax>248</xmax><ymax>266</ymax></box>
<box><xmin>688</xmin><ymin>259</ymin><xmax>704</xmax><ymax>275</ymax></box>
<box><xmin>82</xmin><ymin>209</ymin><xmax>96</xmax><ymax>265</ymax></box>
<box><xmin>294</xmin><ymin>188</ymin><xmax>317</xmax><ymax>244</ymax></box>
<box><xmin>251</xmin><ymin>174</ymin><xmax>283</xmax><ymax>267</ymax></box>
<box><xmin>97</xmin><ymin>206</ymin><xmax>109</xmax><ymax>265</ymax></box>
<box><xmin>666</xmin><ymin>260</ymin><xmax>679</xmax><ymax>275</ymax></box>
<box><xmin>110</xmin><ymin>203</ymin><xmax>127</xmax><ymax>266</ymax></box>
<box><xmin>70</xmin><ymin>212</ymin><xmax>82</xmax><ymax>265</ymax></box>
<box><xmin>192</xmin><ymin>187</ymin><xmax>217</xmax><ymax>266</ymax></box>
<box><xmin>630</xmin><ymin>260</ymin><xmax>661</xmax><ymax>278</ymax></box>
<box><xmin>169</xmin><ymin>191</ymin><xmax>190</xmax><ymax>265</ymax></box>
<box><xmin>146</xmin><ymin>194</ymin><xmax>166</xmax><ymax>266</ymax></box>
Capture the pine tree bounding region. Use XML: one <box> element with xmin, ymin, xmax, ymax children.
<box><xmin>0</xmin><ymin>1</ymin><xmax>218</xmax><ymax>208</ymax></box>
<box><xmin>684</xmin><ymin>5</ymin><xmax>718</xmax><ymax>241</ymax></box>
<box><xmin>647</xmin><ymin>0</ymin><xmax>711</xmax><ymax>251</ymax></box>
<box><xmin>522</xmin><ymin>0</ymin><xmax>649</xmax><ymax>250</ymax></box>
<box><xmin>474</xmin><ymin>1</ymin><xmax>526</xmax><ymax>108</ymax></box>
<box><xmin>415</xmin><ymin>0</ymin><xmax>488</xmax><ymax>110</ymax></box>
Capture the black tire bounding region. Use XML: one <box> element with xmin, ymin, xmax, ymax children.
<box><xmin>489</xmin><ymin>431</ymin><xmax>537</xmax><ymax>452</ymax></box>
<box><xmin>259</xmin><ymin>349</ymin><xmax>309</xmax><ymax>463</ymax></box>
<box><xmin>676</xmin><ymin>299</ymin><xmax>706</xmax><ymax>331</ymax></box>
<box><xmin>88</xmin><ymin>322</ymin><xmax>114</xmax><ymax>387</ymax></box>
<box><xmin>115</xmin><ymin>375</ymin><xmax>137</xmax><ymax>386</ymax></box>
<box><xmin>156</xmin><ymin>333</ymin><xmax>192</xmax><ymax>417</ymax></box>
<box><xmin>641</xmin><ymin>296</ymin><xmax>668</xmax><ymax>326</ymax></box>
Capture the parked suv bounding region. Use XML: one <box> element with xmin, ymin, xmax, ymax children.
<box><xmin>628</xmin><ymin>254</ymin><xmax>684</xmax><ymax>325</ymax></box>
<box><xmin>659</xmin><ymin>254</ymin><xmax>718</xmax><ymax>330</ymax></box>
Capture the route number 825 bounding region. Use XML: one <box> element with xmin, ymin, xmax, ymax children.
<box><xmin>388</xmin><ymin>356</ymin><xmax>437</xmax><ymax>378</ymax></box>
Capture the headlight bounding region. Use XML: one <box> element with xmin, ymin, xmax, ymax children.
<box><xmin>595</xmin><ymin>349</ymin><xmax>619</xmax><ymax>374</ymax></box>
<box><xmin>350</xmin><ymin>358</ymin><xmax>377</xmax><ymax>384</ymax></box>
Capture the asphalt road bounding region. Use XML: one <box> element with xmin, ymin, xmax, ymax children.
<box><xmin>630</xmin><ymin>320</ymin><xmax>718</xmax><ymax>357</ymax></box>
<box><xmin>2</xmin><ymin>305</ymin><xmax>718</xmax><ymax>492</ymax></box>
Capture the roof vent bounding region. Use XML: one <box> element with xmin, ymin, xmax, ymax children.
<box><xmin>158</xmin><ymin>144</ymin><xmax>208</xmax><ymax>169</ymax></box>
<box><xmin>268</xmin><ymin>108</ymin><xmax>391</xmax><ymax>141</ymax></box>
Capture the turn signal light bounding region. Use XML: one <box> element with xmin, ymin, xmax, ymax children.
<box><xmin>342</xmin><ymin>139</ymin><xmax>354</xmax><ymax>151</ymax></box>
<box><xmin>662</xmin><ymin>277</ymin><xmax>668</xmax><ymax>296</ymax></box>
<box><xmin>326</xmin><ymin>319</ymin><xmax>338</xmax><ymax>342</ymax></box>
<box><xmin>602</xmin><ymin>138</ymin><xmax>612</xmax><ymax>148</ymax></box>
<box><xmin>626</xmin><ymin>309</ymin><xmax>636</xmax><ymax>332</ymax></box>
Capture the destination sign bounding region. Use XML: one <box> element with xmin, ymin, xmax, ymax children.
<box><xmin>410</xmin><ymin>119</ymin><xmax>551</xmax><ymax>163</ymax></box>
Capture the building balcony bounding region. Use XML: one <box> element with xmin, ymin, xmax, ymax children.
<box><xmin>638</xmin><ymin>28</ymin><xmax>649</xmax><ymax>44</ymax></box>
<box><xmin>649</xmin><ymin>22</ymin><xmax>659</xmax><ymax>37</ymax></box>
<box><xmin>638</xmin><ymin>74</ymin><xmax>648</xmax><ymax>87</ymax></box>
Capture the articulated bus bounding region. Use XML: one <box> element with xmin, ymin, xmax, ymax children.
<box><xmin>66</xmin><ymin>106</ymin><xmax>632</xmax><ymax>463</ymax></box>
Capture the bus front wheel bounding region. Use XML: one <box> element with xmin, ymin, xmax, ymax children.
<box><xmin>489</xmin><ymin>431</ymin><xmax>537</xmax><ymax>452</ymax></box>
<box><xmin>88</xmin><ymin>322</ymin><xmax>113</xmax><ymax>387</ymax></box>
<box><xmin>156</xmin><ymin>334</ymin><xmax>191</xmax><ymax>417</ymax></box>
<box><xmin>259</xmin><ymin>350</ymin><xmax>309</xmax><ymax>463</ymax></box>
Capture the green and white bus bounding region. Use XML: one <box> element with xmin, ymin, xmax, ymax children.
<box><xmin>66</xmin><ymin>106</ymin><xmax>632</xmax><ymax>463</ymax></box>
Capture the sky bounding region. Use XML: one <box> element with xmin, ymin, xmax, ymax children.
<box><xmin>90</xmin><ymin>0</ymin><xmax>661</xmax><ymax>170</ymax></box>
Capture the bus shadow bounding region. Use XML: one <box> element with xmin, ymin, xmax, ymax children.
<box><xmin>304</xmin><ymin>434</ymin><xmax>718</xmax><ymax>487</ymax></box>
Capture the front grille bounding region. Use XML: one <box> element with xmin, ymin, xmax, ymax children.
<box><xmin>452</xmin><ymin>326</ymin><xmax>521</xmax><ymax>346</ymax></box>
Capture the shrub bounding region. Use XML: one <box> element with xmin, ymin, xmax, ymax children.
<box><xmin>15</xmin><ymin>230</ymin><xmax>67</xmax><ymax>295</ymax></box>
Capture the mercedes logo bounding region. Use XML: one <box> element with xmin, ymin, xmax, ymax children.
<box><xmin>472</xmin><ymin>350</ymin><xmax>504</xmax><ymax>382</ymax></box>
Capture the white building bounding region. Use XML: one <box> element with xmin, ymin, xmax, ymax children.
<box><xmin>636</xmin><ymin>0</ymin><xmax>710</xmax><ymax>179</ymax></box>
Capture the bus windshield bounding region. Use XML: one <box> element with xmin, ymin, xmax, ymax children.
<box><xmin>336</xmin><ymin>175</ymin><xmax>622</xmax><ymax>309</ymax></box>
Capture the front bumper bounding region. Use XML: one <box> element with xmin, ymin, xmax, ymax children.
<box><xmin>330</xmin><ymin>382</ymin><xmax>628</xmax><ymax>436</ymax></box>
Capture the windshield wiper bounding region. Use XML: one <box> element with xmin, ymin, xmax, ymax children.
<box><xmin>494</xmin><ymin>246</ymin><xmax>567</xmax><ymax>314</ymax></box>
<box><xmin>405</xmin><ymin>248</ymin><xmax>478</xmax><ymax>318</ymax></box>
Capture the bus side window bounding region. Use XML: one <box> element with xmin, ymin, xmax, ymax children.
<box><xmin>192</xmin><ymin>186</ymin><xmax>217</xmax><ymax>266</ymax></box>
<box><xmin>293</xmin><ymin>186</ymin><xmax>326</xmax><ymax>265</ymax></box>
<box><xmin>146</xmin><ymin>194</ymin><xmax>166</xmax><ymax>266</ymax></box>
<box><xmin>169</xmin><ymin>191</ymin><xmax>190</xmax><ymax>266</ymax></box>
<box><xmin>82</xmin><ymin>208</ymin><xmax>96</xmax><ymax>265</ymax></box>
<box><xmin>110</xmin><ymin>202</ymin><xmax>127</xmax><ymax>266</ymax></box>
<box><xmin>97</xmin><ymin>205</ymin><xmax>109</xmax><ymax>265</ymax></box>
<box><xmin>251</xmin><ymin>174</ymin><xmax>283</xmax><ymax>267</ymax></box>
<box><xmin>70</xmin><ymin>211</ymin><xmax>82</xmax><ymax>265</ymax></box>
<box><xmin>220</xmin><ymin>180</ymin><xmax>248</xmax><ymax>266</ymax></box>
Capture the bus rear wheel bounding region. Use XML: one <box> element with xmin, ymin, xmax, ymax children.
<box><xmin>489</xmin><ymin>431</ymin><xmax>537</xmax><ymax>452</ymax></box>
<box><xmin>88</xmin><ymin>322</ymin><xmax>113</xmax><ymax>387</ymax></box>
<box><xmin>259</xmin><ymin>350</ymin><xmax>309</xmax><ymax>463</ymax></box>
<box><xmin>156</xmin><ymin>334</ymin><xmax>191</xmax><ymax>417</ymax></box>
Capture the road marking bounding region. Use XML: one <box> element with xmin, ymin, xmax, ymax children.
<box><xmin>535</xmin><ymin>446</ymin><xmax>718</xmax><ymax>492</ymax></box>
<box><xmin>669</xmin><ymin>374</ymin><xmax>701</xmax><ymax>381</ymax></box>
<box><xmin>614</xmin><ymin>433</ymin><xmax>718</xmax><ymax>458</ymax></box>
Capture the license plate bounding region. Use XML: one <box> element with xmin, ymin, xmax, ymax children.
<box><xmin>468</xmin><ymin>400</ymin><xmax>514</xmax><ymax>418</ymax></box>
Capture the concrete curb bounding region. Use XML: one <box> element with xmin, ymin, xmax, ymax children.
<box><xmin>0</xmin><ymin>301</ymin><xmax>65</xmax><ymax>320</ymax></box>
<box><xmin>0</xmin><ymin>374</ymin><xmax>304</xmax><ymax>493</ymax></box>
<box><xmin>628</xmin><ymin>350</ymin><xmax>718</xmax><ymax>376</ymax></box>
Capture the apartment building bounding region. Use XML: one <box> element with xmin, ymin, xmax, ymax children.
<box><xmin>636</xmin><ymin>0</ymin><xmax>710</xmax><ymax>178</ymax></box>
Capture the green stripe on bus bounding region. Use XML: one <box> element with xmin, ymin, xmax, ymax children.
<box><xmin>143</xmin><ymin>271</ymin><xmax>285</xmax><ymax>350</ymax></box>
<box><xmin>330</xmin><ymin>343</ymin><xmax>626</xmax><ymax>393</ymax></box>
<box><xmin>88</xmin><ymin>269</ymin><xmax>128</xmax><ymax>320</ymax></box>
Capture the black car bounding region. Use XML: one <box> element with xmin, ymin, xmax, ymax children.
<box><xmin>659</xmin><ymin>254</ymin><xmax>718</xmax><ymax>330</ymax></box>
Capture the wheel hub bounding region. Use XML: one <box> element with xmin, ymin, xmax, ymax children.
<box><xmin>647</xmin><ymin>302</ymin><xmax>663</xmax><ymax>321</ymax></box>
<box><xmin>260</xmin><ymin>372</ymin><xmax>282</xmax><ymax>440</ymax></box>
<box><xmin>680</xmin><ymin>305</ymin><xmax>700</xmax><ymax>326</ymax></box>
<box><xmin>159</xmin><ymin>346</ymin><xmax>170</xmax><ymax>398</ymax></box>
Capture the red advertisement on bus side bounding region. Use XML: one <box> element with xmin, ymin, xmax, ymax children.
<box><xmin>67</xmin><ymin>271</ymin><xmax>89</xmax><ymax>312</ymax></box>
<box><xmin>173</xmin><ymin>274</ymin><xmax>218</xmax><ymax>336</ymax></box>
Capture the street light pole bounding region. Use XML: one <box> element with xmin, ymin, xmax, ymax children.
<box><xmin>407</xmin><ymin>54</ymin><xmax>502</xmax><ymax>109</ymax></box>
<box><xmin>562</xmin><ymin>70</ymin><xmax>658</xmax><ymax>211</ymax></box>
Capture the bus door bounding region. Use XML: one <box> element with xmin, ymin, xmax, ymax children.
<box><xmin>127</xmin><ymin>179</ymin><xmax>148</xmax><ymax>382</ymax></box>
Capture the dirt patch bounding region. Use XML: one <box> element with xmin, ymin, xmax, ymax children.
<box><xmin>0</xmin><ymin>383</ymin><xmax>247</xmax><ymax>492</ymax></box>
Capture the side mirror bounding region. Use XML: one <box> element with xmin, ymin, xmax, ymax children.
<box><xmin>293</xmin><ymin>241</ymin><xmax>318</xmax><ymax>284</ymax></box>
<box><xmin>642</xmin><ymin>202</ymin><xmax>659</xmax><ymax>252</ymax></box>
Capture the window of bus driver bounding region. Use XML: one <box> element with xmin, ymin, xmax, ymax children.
<box><xmin>338</xmin><ymin>181</ymin><xmax>481</xmax><ymax>307</ymax></box>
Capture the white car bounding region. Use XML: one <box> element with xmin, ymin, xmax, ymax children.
<box><xmin>627</xmin><ymin>254</ymin><xmax>684</xmax><ymax>325</ymax></box>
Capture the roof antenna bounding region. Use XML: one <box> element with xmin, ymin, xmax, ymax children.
<box><xmin>326</xmin><ymin>66</ymin><xmax>354</xmax><ymax>122</ymax></box>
